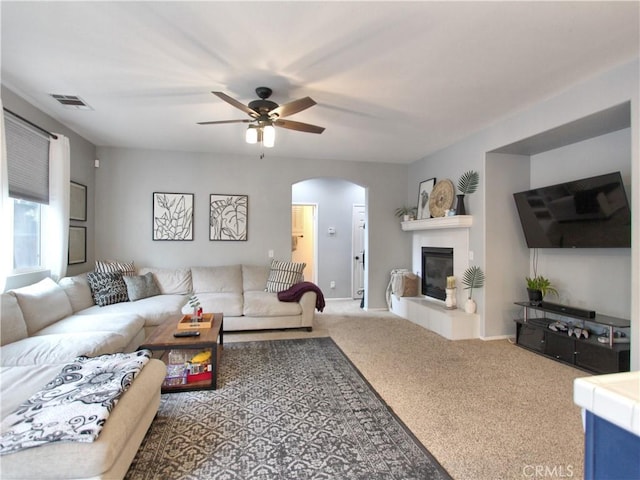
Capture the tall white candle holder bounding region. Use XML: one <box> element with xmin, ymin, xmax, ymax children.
<box><xmin>445</xmin><ymin>287</ymin><xmax>457</xmax><ymax>309</ymax></box>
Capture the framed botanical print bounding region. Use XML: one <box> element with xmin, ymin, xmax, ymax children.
<box><xmin>153</xmin><ymin>192</ymin><xmax>194</xmax><ymax>241</ymax></box>
<box><xmin>210</xmin><ymin>194</ymin><xmax>248</xmax><ymax>241</ymax></box>
<box><xmin>417</xmin><ymin>178</ymin><xmax>436</xmax><ymax>220</ymax></box>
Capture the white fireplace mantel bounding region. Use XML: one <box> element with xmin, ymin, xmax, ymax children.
<box><xmin>401</xmin><ymin>215</ymin><xmax>472</xmax><ymax>231</ymax></box>
<box><xmin>391</xmin><ymin>214</ymin><xmax>479</xmax><ymax>340</ymax></box>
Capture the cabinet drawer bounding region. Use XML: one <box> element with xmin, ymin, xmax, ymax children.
<box><xmin>576</xmin><ymin>342</ymin><xmax>628</xmax><ymax>374</ymax></box>
<box><xmin>517</xmin><ymin>323</ymin><xmax>545</xmax><ymax>352</ymax></box>
<box><xmin>544</xmin><ymin>334</ymin><xmax>575</xmax><ymax>363</ymax></box>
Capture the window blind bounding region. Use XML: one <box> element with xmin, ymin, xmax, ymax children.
<box><xmin>4</xmin><ymin>112</ymin><xmax>50</xmax><ymax>204</ymax></box>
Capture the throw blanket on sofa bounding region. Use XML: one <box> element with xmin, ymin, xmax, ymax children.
<box><xmin>278</xmin><ymin>281</ymin><xmax>326</xmax><ymax>312</ymax></box>
<box><xmin>0</xmin><ymin>350</ymin><xmax>151</xmax><ymax>455</ymax></box>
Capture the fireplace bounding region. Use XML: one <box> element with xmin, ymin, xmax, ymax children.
<box><xmin>421</xmin><ymin>247</ymin><xmax>454</xmax><ymax>301</ymax></box>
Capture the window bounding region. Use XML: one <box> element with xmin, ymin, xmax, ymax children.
<box><xmin>4</xmin><ymin>111</ymin><xmax>50</xmax><ymax>273</ymax></box>
<box><xmin>12</xmin><ymin>199</ymin><xmax>42</xmax><ymax>271</ymax></box>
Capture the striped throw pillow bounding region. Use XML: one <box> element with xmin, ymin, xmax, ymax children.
<box><xmin>95</xmin><ymin>260</ymin><xmax>135</xmax><ymax>276</ymax></box>
<box><xmin>265</xmin><ymin>260</ymin><xmax>306</xmax><ymax>293</ymax></box>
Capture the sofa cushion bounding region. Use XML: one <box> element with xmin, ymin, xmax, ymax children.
<box><xmin>137</xmin><ymin>267</ymin><xmax>192</xmax><ymax>295</ymax></box>
<box><xmin>76</xmin><ymin>294</ymin><xmax>187</xmax><ymax>329</ymax></box>
<box><xmin>243</xmin><ymin>291</ymin><xmax>303</xmax><ymax>317</ymax></box>
<box><xmin>87</xmin><ymin>272</ymin><xmax>129</xmax><ymax>306</ymax></box>
<box><xmin>123</xmin><ymin>273</ymin><xmax>161</xmax><ymax>301</ymax></box>
<box><xmin>0</xmin><ymin>293</ymin><xmax>28</xmax><ymax>346</ymax></box>
<box><xmin>192</xmin><ymin>265</ymin><xmax>242</xmax><ymax>293</ymax></box>
<box><xmin>58</xmin><ymin>273</ymin><xmax>95</xmax><ymax>312</ymax></box>
<box><xmin>181</xmin><ymin>292</ymin><xmax>243</xmax><ymax>317</ymax></box>
<box><xmin>33</xmin><ymin>313</ymin><xmax>145</xmax><ymax>341</ymax></box>
<box><xmin>11</xmin><ymin>278</ymin><xmax>74</xmax><ymax>335</ymax></box>
<box><xmin>265</xmin><ymin>260</ymin><xmax>306</xmax><ymax>293</ymax></box>
<box><xmin>242</xmin><ymin>265</ymin><xmax>270</xmax><ymax>292</ymax></box>
<box><xmin>0</xmin><ymin>332</ymin><xmax>130</xmax><ymax>367</ymax></box>
<box><xmin>95</xmin><ymin>259</ymin><xmax>135</xmax><ymax>276</ymax></box>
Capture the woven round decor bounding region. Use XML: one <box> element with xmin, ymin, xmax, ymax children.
<box><xmin>428</xmin><ymin>179</ymin><xmax>455</xmax><ymax>217</ymax></box>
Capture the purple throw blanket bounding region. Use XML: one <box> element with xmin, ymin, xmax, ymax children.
<box><xmin>278</xmin><ymin>281</ymin><xmax>326</xmax><ymax>312</ymax></box>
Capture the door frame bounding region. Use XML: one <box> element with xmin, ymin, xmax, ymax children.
<box><xmin>292</xmin><ymin>202</ymin><xmax>318</xmax><ymax>284</ymax></box>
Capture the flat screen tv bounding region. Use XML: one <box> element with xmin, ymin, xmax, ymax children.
<box><xmin>513</xmin><ymin>171</ymin><xmax>631</xmax><ymax>248</ymax></box>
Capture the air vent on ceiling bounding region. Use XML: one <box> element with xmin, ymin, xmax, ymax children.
<box><xmin>49</xmin><ymin>94</ymin><xmax>93</xmax><ymax>110</ymax></box>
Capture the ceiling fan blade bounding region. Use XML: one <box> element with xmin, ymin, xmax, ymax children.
<box><xmin>275</xmin><ymin>119</ymin><xmax>325</xmax><ymax>134</ymax></box>
<box><xmin>270</xmin><ymin>97</ymin><xmax>316</xmax><ymax>118</ymax></box>
<box><xmin>212</xmin><ymin>91</ymin><xmax>258</xmax><ymax>117</ymax></box>
<box><xmin>197</xmin><ymin>119</ymin><xmax>252</xmax><ymax>125</ymax></box>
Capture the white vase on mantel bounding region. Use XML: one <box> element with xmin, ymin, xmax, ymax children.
<box><xmin>464</xmin><ymin>298</ymin><xmax>477</xmax><ymax>314</ymax></box>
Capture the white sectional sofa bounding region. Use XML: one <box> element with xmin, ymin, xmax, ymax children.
<box><xmin>0</xmin><ymin>263</ymin><xmax>318</xmax><ymax>479</ymax></box>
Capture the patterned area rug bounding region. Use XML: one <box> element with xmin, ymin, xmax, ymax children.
<box><xmin>126</xmin><ymin>337</ymin><xmax>451</xmax><ymax>480</ymax></box>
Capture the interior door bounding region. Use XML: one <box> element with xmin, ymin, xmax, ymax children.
<box><xmin>352</xmin><ymin>205</ymin><xmax>365</xmax><ymax>299</ymax></box>
<box><xmin>291</xmin><ymin>204</ymin><xmax>317</xmax><ymax>283</ymax></box>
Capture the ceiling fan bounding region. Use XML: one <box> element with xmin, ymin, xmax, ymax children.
<box><xmin>198</xmin><ymin>87</ymin><xmax>325</xmax><ymax>147</ymax></box>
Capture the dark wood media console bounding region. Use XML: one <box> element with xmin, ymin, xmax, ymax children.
<box><xmin>513</xmin><ymin>302</ymin><xmax>630</xmax><ymax>374</ymax></box>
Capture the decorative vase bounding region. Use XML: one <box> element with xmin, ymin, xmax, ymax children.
<box><xmin>527</xmin><ymin>288</ymin><xmax>543</xmax><ymax>306</ymax></box>
<box><xmin>456</xmin><ymin>194</ymin><xmax>466</xmax><ymax>215</ymax></box>
<box><xmin>445</xmin><ymin>287</ymin><xmax>457</xmax><ymax>309</ymax></box>
<box><xmin>464</xmin><ymin>298</ymin><xmax>476</xmax><ymax>314</ymax></box>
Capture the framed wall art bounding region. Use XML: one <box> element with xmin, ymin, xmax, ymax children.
<box><xmin>70</xmin><ymin>181</ymin><xmax>87</xmax><ymax>221</ymax></box>
<box><xmin>153</xmin><ymin>192</ymin><xmax>194</xmax><ymax>241</ymax></box>
<box><xmin>68</xmin><ymin>226</ymin><xmax>86</xmax><ymax>265</ymax></box>
<box><xmin>417</xmin><ymin>177</ymin><xmax>436</xmax><ymax>220</ymax></box>
<box><xmin>210</xmin><ymin>194</ymin><xmax>248</xmax><ymax>241</ymax></box>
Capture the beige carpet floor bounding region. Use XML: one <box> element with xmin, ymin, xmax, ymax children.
<box><xmin>225</xmin><ymin>299</ymin><xmax>586</xmax><ymax>480</ymax></box>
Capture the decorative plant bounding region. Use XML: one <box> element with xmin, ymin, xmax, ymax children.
<box><xmin>188</xmin><ymin>295</ymin><xmax>201</xmax><ymax>319</ymax></box>
<box><xmin>525</xmin><ymin>276</ymin><xmax>558</xmax><ymax>298</ymax></box>
<box><xmin>462</xmin><ymin>265</ymin><xmax>485</xmax><ymax>300</ymax></box>
<box><xmin>394</xmin><ymin>206</ymin><xmax>418</xmax><ymax>219</ymax></box>
<box><xmin>457</xmin><ymin>170</ymin><xmax>479</xmax><ymax>195</ymax></box>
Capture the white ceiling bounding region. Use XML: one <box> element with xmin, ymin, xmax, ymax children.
<box><xmin>1</xmin><ymin>1</ymin><xmax>638</xmax><ymax>164</ymax></box>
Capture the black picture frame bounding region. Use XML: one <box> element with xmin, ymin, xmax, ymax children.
<box><xmin>417</xmin><ymin>178</ymin><xmax>436</xmax><ymax>220</ymax></box>
<box><xmin>209</xmin><ymin>194</ymin><xmax>248</xmax><ymax>241</ymax></box>
<box><xmin>152</xmin><ymin>192</ymin><xmax>194</xmax><ymax>241</ymax></box>
<box><xmin>68</xmin><ymin>226</ymin><xmax>86</xmax><ymax>265</ymax></box>
<box><xmin>70</xmin><ymin>181</ymin><xmax>87</xmax><ymax>221</ymax></box>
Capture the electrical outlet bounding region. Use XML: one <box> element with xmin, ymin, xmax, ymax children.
<box><xmin>330</xmin><ymin>281</ymin><xmax>336</xmax><ymax>289</ymax></box>
<box><xmin>268</xmin><ymin>250</ymin><xmax>274</xmax><ymax>258</ymax></box>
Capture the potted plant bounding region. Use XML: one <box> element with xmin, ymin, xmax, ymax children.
<box><xmin>188</xmin><ymin>295</ymin><xmax>202</xmax><ymax>321</ymax></box>
<box><xmin>395</xmin><ymin>206</ymin><xmax>417</xmax><ymax>222</ymax></box>
<box><xmin>462</xmin><ymin>265</ymin><xmax>485</xmax><ymax>313</ymax></box>
<box><xmin>456</xmin><ymin>170</ymin><xmax>479</xmax><ymax>215</ymax></box>
<box><xmin>525</xmin><ymin>276</ymin><xmax>558</xmax><ymax>305</ymax></box>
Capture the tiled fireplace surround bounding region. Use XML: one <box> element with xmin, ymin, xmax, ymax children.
<box><xmin>391</xmin><ymin>217</ymin><xmax>480</xmax><ymax>340</ymax></box>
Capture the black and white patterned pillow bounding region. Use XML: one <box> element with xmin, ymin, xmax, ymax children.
<box><xmin>95</xmin><ymin>260</ymin><xmax>135</xmax><ymax>276</ymax></box>
<box><xmin>265</xmin><ymin>260</ymin><xmax>305</xmax><ymax>293</ymax></box>
<box><xmin>87</xmin><ymin>272</ymin><xmax>129</xmax><ymax>306</ymax></box>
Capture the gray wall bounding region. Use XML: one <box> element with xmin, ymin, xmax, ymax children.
<box><xmin>2</xmin><ymin>85</ymin><xmax>97</xmax><ymax>288</ymax></box>
<box><xmin>408</xmin><ymin>59</ymin><xmax>639</xmax><ymax>368</ymax></box>
<box><xmin>292</xmin><ymin>178</ymin><xmax>365</xmax><ymax>298</ymax></box>
<box><xmin>94</xmin><ymin>146</ymin><xmax>409</xmax><ymax>309</ymax></box>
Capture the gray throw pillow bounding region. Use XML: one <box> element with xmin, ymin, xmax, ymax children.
<box><xmin>123</xmin><ymin>272</ymin><xmax>161</xmax><ymax>301</ymax></box>
<box><xmin>86</xmin><ymin>272</ymin><xmax>129</xmax><ymax>307</ymax></box>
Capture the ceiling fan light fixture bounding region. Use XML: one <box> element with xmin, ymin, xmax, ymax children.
<box><xmin>245</xmin><ymin>125</ymin><xmax>258</xmax><ymax>144</ymax></box>
<box><xmin>263</xmin><ymin>124</ymin><xmax>275</xmax><ymax>148</ymax></box>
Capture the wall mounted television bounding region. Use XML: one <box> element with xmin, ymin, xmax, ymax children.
<box><xmin>513</xmin><ymin>171</ymin><xmax>631</xmax><ymax>248</ymax></box>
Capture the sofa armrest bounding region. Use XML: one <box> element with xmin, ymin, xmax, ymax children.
<box><xmin>298</xmin><ymin>291</ymin><xmax>317</xmax><ymax>329</ymax></box>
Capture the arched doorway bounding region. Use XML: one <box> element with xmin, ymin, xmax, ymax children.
<box><xmin>292</xmin><ymin>178</ymin><xmax>366</xmax><ymax>301</ymax></box>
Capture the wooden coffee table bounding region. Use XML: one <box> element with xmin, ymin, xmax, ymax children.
<box><xmin>139</xmin><ymin>313</ymin><xmax>223</xmax><ymax>393</ymax></box>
